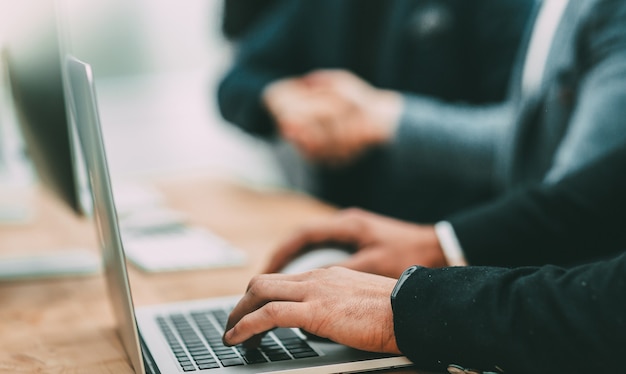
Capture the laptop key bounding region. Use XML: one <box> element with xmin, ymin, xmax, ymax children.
<box><xmin>162</xmin><ymin>308</ymin><xmax>317</xmax><ymax>370</ymax></box>
<box><xmin>266</xmin><ymin>352</ymin><xmax>292</xmax><ymax>362</ymax></box>
<box><xmin>189</xmin><ymin>348</ymin><xmax>210</xmax><ymax>355</ymax></box>
<box><xmin>195</xmin><ymin>358</ymin><xmax>217</xmax><ymax>364</ymax></box>
<box><xmin>211</xmin><ymin>311</ymin><xmax>229</xmax><ymax>329</ymax></box>
<box><xmin>212</xmin><ymin>347</ymin><xmax>235</xmax><ymax>355</ymax></box>
<box><xmin>198</xmin><ymin>362</ymin><xmax>220</xmax><ymax>370</ymax></box>
<box><xmin>215</xmin><ymin>352</ymin><xmax>239</xmax><ymax>360</ymax></box>
<box><xmin>292</xmin><ymin>351</ymin><xmax>319</xmax><ymax>359</ymax></box>
<box><xmin>272</xmin><ymin>328</ymin><xmax>299</xmax><ymax>340</ymax></box>
<box><xmin>241</xmin><ymin>349</ymin><xmax>268</xmax><ymax>364</ymax></box>
<box><xmin>287</xmin><ymin>347</ymin><xmax>314</xmax><ymax>354</ymax></box>
<box><xmin>220</xmin><ymin>357</ymin><xmax>245</xmax><ymax>367</ymax></box>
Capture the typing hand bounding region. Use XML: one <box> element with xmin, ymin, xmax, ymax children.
<box><xmin>264</xmin><ymin>208</ymin><xmax>447</xmax><ymax>278</ymax></box>
<box><xmin>222</xmin><ymin>266</ymin><xmax>400</xmax><ymax>354</ymax></box>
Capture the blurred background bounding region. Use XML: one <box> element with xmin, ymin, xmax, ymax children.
<box><xmin>0</xmin><ymin>0</ymin><xmax>286</xmax><ymax>220</ymax></box>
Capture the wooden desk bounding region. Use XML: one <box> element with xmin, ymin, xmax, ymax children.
<box><xmin>0</xmin><ymin>175</ymin><xmax>423</xmax><ymax>373</ymax></box>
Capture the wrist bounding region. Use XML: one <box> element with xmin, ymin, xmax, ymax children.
<box><xmin>391</xmin><ymin>266</ymin><xmax>419</xmax><ymax>312</ymax></box>
<box><xmin>434</xmin><ymin>221</ymin><xmax>468</xmax><ymax>267</ymax></box>
<box><xmin>261</xmin><ymin>77</ymin><xmax>302</xmax><ymax>112</ymax></box>
<box><xmin>261</xmin><ymin>80</ymin><xmax>282</xmax><ymax>110</ymax></box>
<box><xmin>389</xmin><ymin>266</ymin><xmax>420</xmax><ymax>355</ymax></box>
<box><xmin>370</xmin><ymin>90</ymin><xmax>403</xmax><ymax>144</ymax></box>
<box><xmin>416</xmin><ymin>224</ymin><xmax>448</xmax><ymax>268</ymax></box>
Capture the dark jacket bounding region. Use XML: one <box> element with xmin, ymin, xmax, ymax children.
<box><xmin>434</xmin><ymin>0</ymin><xmax>626</xmax><ymax>267</ymax></box>
<box><xmin>393</xmin><ymin>144</ymin><xmax>626</xmax><ymax>373</ymax></box>
<box><xmin>218</xmin><ymin>0</ymin><xmax>534</xmax><ymax>136</ymax></box>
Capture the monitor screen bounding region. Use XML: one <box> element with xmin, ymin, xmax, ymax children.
<box><xmin>4</xmin><ymin>0</ymin><xmax>88</xmax><ymax>215</ymax></box>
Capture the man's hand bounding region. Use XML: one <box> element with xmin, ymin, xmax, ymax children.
<box><xmin>264</xmin><ymin>208</ymin><xmax>448</xmax><ymax>278</ymax></box>
<box><xmin>262</xmin><ymin>70</ymin><xmax>403</xmax><ymax>165</ymax></box>
<box><xmin>222</xmin><ymin>267</ymin><xmax>401</xmax><ymax>354</ymax></box>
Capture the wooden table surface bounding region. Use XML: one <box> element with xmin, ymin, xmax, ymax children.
<box><xmin>0</xmin><ymin>175</ymin><xmax>425</xmax><ymax>373</ymax></box>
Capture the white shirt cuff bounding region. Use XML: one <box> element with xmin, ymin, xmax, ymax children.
<box><xmin>434</xmin><ymin>221</ymin><xmax>468</xmax><ymax>267</ymax></box>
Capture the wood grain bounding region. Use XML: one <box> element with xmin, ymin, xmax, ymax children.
<box><xmin>0</xmin><ymin>176</ymin><xmax>334</xmax><ymax>373</ymax></box>
<box><xmin>0</xmin><ymin>175</ymin><xmax>423</xmax><ymax>373</ymax></box>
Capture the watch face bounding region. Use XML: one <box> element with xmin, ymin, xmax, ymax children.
<box><xmin>391</xmin><ymin>265</ymin><xmax>419</xmax><ymax>308</ymax></box>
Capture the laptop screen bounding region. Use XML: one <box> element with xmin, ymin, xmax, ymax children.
<box><xmin>64</xmin><ymin>56</ymin><xmax>145</xmax><ymax>374</ymax></box>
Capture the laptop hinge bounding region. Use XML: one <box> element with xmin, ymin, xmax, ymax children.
<box><xmin>140</xmin><ymin>334</ymin><xmax>161</xmax><ymax>374</ymax></box>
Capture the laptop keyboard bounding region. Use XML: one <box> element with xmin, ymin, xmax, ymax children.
<box><xmin>156</xmin><ymin>308</ymin><xmax>319</xmax><ymax>371</ymax></box>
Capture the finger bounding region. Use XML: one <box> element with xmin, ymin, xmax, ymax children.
<box><xmin>263</xmin><ymin>242</ymin><xmax>306</xmax><ymax>274</ymax></box>
<box><xmin>298</xmin><ymin>94</ymin><xmax>351</xmax><ymax>162</ymax></box>
<box><xmin>337</xmin><ymin>249</ymin><xmax>406</xmax><ymax>278</ymax></box>
<box><xmin>328</xmin><ymin>111</ymin><xmax>366</xmax><ymax>166</ymax></box>
<box><xmin>334</xmin><ymin>250</ymin><xmax>381</xmax><ymax>275</ymax></box>
<box><xmin>276</xmin><ymin>106</ymin><xmax>327</xmax><ymax>161</ymax></box>
<box><xmin>321</xmin><ymin>105</ymin><xmax>353</xmax><ymax>164</ymax></box>
<box><xmin>299</xmin><ymin>119</ymin><xmax>332</xmax><ymax>162</ymax></box>
<box><xmin>301</xmin><ymin>70</ymin><xmax>332</xmax><ymax>87</ymax></box>
<box><xmin>302</xmin><ymin>69</ymin><xmax>345</xmax><ymax>88</ymax></box>
<box><xmin>280</xmin><ymin>120</ymin><xmax>330</xmax><ymax>162</ymax></box>
<box><xmin>263</xmin><ymin>220</ymin><xmax>363</xmax><ymax>273</ymax></box>
<box><xmin>276</xmin><ymin>117</ymin><xmax>305</xmax><ymax>141</ymax></box>
<box><xmin>226</xmin><ymin>275</ymin><xmax>305</xmax><ymax>332</ymax></box>
<box><xmin>223</xmin><ymin>301</ymin><xmax>306</xmax><ymax>346</ymax></box>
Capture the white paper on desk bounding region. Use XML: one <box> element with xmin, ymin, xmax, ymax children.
<box><xmin>0</xmin><ymin>250</ymin><xmax>101</xmax><ymax>280</ymax></box>
<box><xmin>0</xmin><ymin>204</ymin><xmax>33</xmax><ymax>224</ymax></box>
<box><xmin>119</xmin><ymin>206</ymin><xmax>187</xmax><ymax>232</ymax></box>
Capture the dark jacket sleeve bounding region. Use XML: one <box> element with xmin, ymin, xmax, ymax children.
<box><xmin>447</xmin><ymin>143</ymin><xmax>626</xmax><ymax>267</ymax></box>
<box><xmin>221</xmin><ymin>0</ymin><xmax>282</xmax><ymax>40</ymax></box>
<box><xmin>217</xmin><ymin>1</ymin><xmax>305</xmax><ymax>137</ymax></box>
<box><xmin>393</xmin><ymin>252</ymin><xmax>626</xmax><ymax>374</ymax></box>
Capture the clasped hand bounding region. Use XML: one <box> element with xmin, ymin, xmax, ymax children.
<box><xmin>262</xmin><ymin>69</ymin><xmax>403</xmax><ymax>165</ymax></box>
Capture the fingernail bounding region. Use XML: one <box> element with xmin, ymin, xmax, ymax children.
<box><xmin>222</xmin><ymin>329</ymin><xmax>233</xmax><ymax>346</ymax></box>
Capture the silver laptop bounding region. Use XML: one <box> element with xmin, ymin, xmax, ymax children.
<box><xmin>64</xmin><ymin>56</ymin><xmax>413</xmax><ymax>374</ymax></box>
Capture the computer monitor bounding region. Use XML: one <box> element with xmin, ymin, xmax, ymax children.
<box><xmin>3</xmin><ymin>0</ymin><xmax>89</xmax><ymax>215</ymax></box>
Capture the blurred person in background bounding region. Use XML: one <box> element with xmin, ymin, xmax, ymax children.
<box><xmin>263</xmin><ymin>0</ymin><xmax>626</xmax><ymax>274</ymax></box>
<box><xmin>218</xmin><ymin>0</ymin><xmax>536</xmax><ymax>223</ymax></box>
<box><xmin>222</xmin><ymin>0</ymin><xmax>626</xmax><ymax>273</ymax></box>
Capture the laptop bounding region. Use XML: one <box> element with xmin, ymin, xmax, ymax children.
<box><xmin>64</xmin><ymin>55</ymin><xmax>413</xmax><ymax>373</ymax></box>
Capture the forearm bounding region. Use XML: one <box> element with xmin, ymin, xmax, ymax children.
<box><xmin>389</xmin><ymin>95</ymin><xmax>512</xmax><ymax>185</ymax></box>
<box><xmin>393</xmin><ymin>252</ymin><xmax>626</xmax><ymax>373</ymax></box>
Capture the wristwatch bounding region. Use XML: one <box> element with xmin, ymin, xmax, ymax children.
<box><xmin>390</xmin><ymin>265</ymin><xmax>419</xmax><ymax>312</ymax></box>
